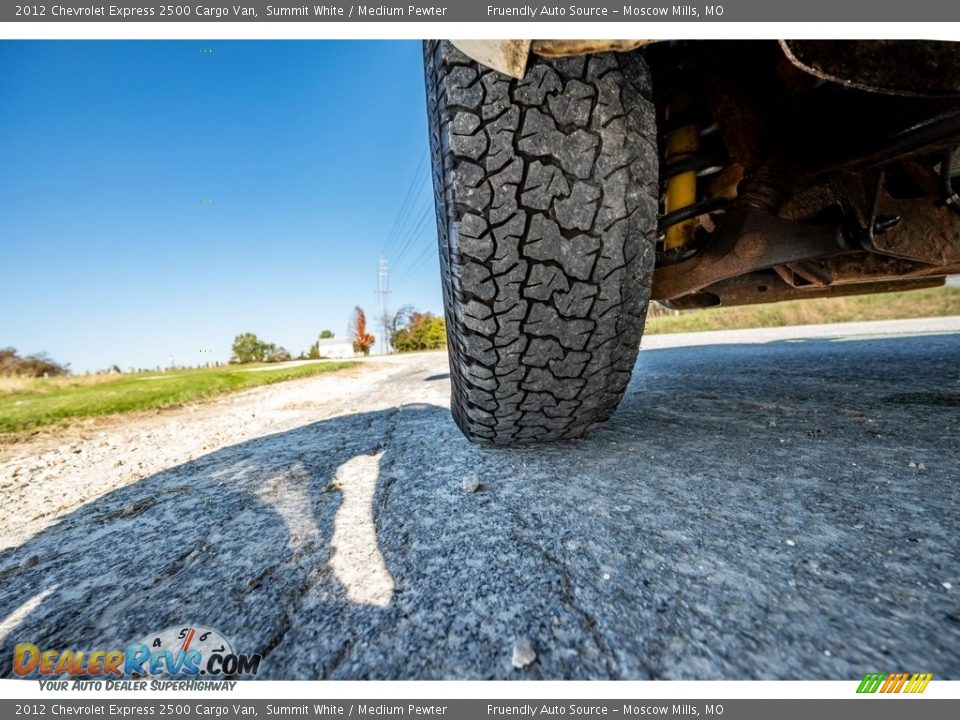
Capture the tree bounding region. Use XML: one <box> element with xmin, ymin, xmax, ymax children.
<box><xmin>264</xmin><ymin>345</ymin><xmax>291</xmax><ymax>363</ymax></box>
<box><xmin>391</xmin><ymin>311</ymin><xmax>447</xmax><ymax>352</ymax></box>
<box><xmin>231</xmin><ymin>333</ymin><xmax>269</xmax><ymax>364</ymax></box>
<box><xmin>230</xmin><ymin>333</ymin><xmax>292</xmax><ymax>364</ymax></box>
<box><xmin>230</xmin><ymin>333</ymin><xmax>287</xmax><ymax>364</ymax></box>
<box><xmin>350</xmin><ymin>306</ymin><xmax>376</xmax><ymax>356</ymax></box>
<box><xmin>319</xmin><ymin>329</ymin><xmax>334</xmax><ymax>339</ymax></box>
<box><xmin>0</xmin><ymin>347</ymin><xmax>70</xmax><ymax>377</ymax></box>
<box><xmin>388</xmin><ymin>305</ymin><xmax>415</xmax><ymax>350</ymax></box>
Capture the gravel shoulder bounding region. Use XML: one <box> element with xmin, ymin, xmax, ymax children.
<box><xmin>0</xmin><ymin>356</ymin><xmax>436</xmax><ymax>551</ymax></box>
<box><xmin>0</xmin><ymin>321</ymin><xmax>957</xmax><ymax>680</ymax></box>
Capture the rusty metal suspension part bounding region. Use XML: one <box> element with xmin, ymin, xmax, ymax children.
<box><xmin>662</xmin><ymin>96</ymin><xmax>701</xmax><ymax>251</ymax></box>
<box><xmin>652</xmin><ymin>208</ymin><xmax>852</xmax><ymax>300</ymax></box>
<box><xmin>658</xmin><ymin>99</ymin><xmax>731</xmax><ymax>263</ymax></box>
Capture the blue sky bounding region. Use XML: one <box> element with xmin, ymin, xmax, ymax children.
<box><xmin>0</xmin><ymin>41</ymin><xmax>440</xmax><ymax>372</ymax></box>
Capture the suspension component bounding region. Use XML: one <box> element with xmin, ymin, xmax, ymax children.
<box><xmin>942</xmin><ymin>148</ymin><xmax>960</xmax><ymax>216</ymax></box>
<box><xmin>663</xmin><ymin>96</ymin><xmax>700</xmax><ymax>250</ymax></box>
<box><xmin>659</xmin><ymin>98</ymin><xmax>732</xmax><ymax>256</ymax></box>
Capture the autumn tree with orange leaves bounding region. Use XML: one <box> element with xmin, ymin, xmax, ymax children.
<box><xmin>350</xmin><ymin>306</ymin><xmax>376</xmax><ymax>356</ymax></box>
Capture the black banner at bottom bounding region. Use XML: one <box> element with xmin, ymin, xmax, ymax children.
<box><xmin>1</xmin><ymin>699</ymin><xmax>958</xmax><ymax>720</ymax></box>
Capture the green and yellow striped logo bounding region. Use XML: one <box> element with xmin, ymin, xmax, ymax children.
<box><xmin>857</xmin><ymin>672</ymin><xmax>933</xmax><ymax>694</ymax></box>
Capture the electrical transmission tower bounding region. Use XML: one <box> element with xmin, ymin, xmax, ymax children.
<box><xmin>377</xmin><ymin>256</ymin><xmax>390</xmax><ymax>355</ymax></box>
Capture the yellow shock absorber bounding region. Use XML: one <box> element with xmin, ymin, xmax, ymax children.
<box><xmin>663</xmin><ymin>96</ymin><xmax>700</xmax><ymax>251</ymax></box>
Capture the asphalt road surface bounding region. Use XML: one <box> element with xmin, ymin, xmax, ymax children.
<box><xmin>1</xmin><ymin>318</ymin><xmax>958</xmax><ymax>680</ymax></box>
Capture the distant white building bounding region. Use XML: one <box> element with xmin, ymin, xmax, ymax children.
<box><xmin>316</xmin><ymin>337</ymin><xmax>356</xmax><ymax>359</ymax></box>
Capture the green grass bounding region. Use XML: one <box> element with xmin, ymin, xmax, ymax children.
<box><xmin>645</xmin><ymin>285</ymin><xmax>960</xmax><ymax>335</ymax></box>
<box><xmin>0</xmin><ymin>361</ymin><xmax>357</xmax><ymax>435</ymax></box>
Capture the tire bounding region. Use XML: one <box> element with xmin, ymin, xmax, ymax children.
<box><xmin>424</xmin><ymin>41</ymin><xmax>659</xmax><ymax>445</ymax></box>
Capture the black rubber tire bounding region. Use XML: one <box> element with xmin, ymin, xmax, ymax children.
<box><xmin>424</xmin><ymin>41</ymin><xmax>659</xmax><ymax>444</ymax></box>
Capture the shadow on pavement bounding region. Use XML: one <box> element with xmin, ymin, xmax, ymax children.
<box><xmin>0</xmin><ymin>332</ymin><xmax>957</xmax><ymax>680</ymax></box>
<box><xmin>0</xmin><ymin>405</ymin><xmax>437</xmax><ymax>680</ymax></box>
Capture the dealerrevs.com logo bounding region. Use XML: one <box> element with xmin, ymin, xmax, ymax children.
<box><xmin>13</xmin><ymin>626</ymin><xmax>261</xmax><ymax>679</ymax></box>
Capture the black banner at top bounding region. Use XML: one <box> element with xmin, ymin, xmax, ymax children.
<box><xmin>4</xmin><ymin>1</ymin><xmax>960</xmax><ymax>22</ymax></box>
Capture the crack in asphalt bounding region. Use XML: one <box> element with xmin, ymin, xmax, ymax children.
<box><xmin>510</xmin><ymin>514</ymin><xmax>622</xmax><ymax>678</ymax></box>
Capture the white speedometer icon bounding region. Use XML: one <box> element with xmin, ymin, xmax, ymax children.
<box><xmin>134</xmin><ymin>625</ymin><xmax>233</xmax><ymax>676</ymax></box>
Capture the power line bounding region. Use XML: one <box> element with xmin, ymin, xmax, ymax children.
<box><xmin>390</xmin><ymin>201</ymin><xmax>434</xmax><ymax>270</ymax></box>
<box><xmin>392</xmin><ymin>243</ymin><xmax>438</xmax><ymax>291</ymax></box>
<box><xmin>390</xmin><ymin>192</ymin><xmax>432</xmax><ymax>261</ymax></box>
<box><xmin>375</xmin><ymin>152</ymin><xmax>432</xmax><ymax>355</ymax></box>
<box><xmin>381</xmin><ymin>159</ymin><xmax>425</xmax><ymax>258</ymax></box>
<box><xmin>381</xmin><ymin>152</ymin><xmax>429</xmax><ymax>259</ymax></box>
<box><xmin>391</xmin><ymin>203</ymin><xmax>440</xmax><ymax>291</ymax></box>
<box><xmin>377</xmin><ymin>255</ymin><xmax>390</xmax><ymax>355</ymax></box>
